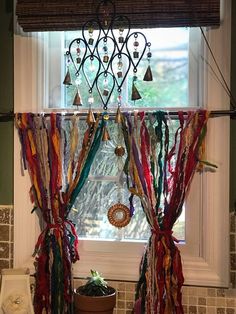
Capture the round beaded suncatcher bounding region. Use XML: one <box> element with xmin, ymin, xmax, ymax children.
<box><xmin>107</xmin><ymin>203</ymin><xmax>131</xmax><ymax>228</ymax></box>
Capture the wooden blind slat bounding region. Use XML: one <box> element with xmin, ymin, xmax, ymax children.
<box><xmin>16</xmin><ymin>0</ymin><xmax>220</xmax><ymax>32</ymax></box>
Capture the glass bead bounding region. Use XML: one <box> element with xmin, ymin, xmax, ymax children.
<box><xmin>147</xmin><ymin>52</ymin><xmax>152</xmax><ymax>58</ymax></box>
<box><xmin>133</xmin><ymin>41</ymin><xmax>139</xmax><ymax>47</ymax></box>
<box><xmin>103</xmin><ymin>113</ymin><xmax>109</xmax><ymax>120</ymax></box>
<box><xmin>117</xmin><ymin>71</ymin><xmax>123</xmax><ymax>78</ymax></box>
<box><xmin>118</xmin><ymin>36</ymin><xmax>124</xmax><ymax>44</ymax></box>
<box><xmin>88</xmin><ymin>96</ymin><xmax>94</xmax><ymax>104</ymax></box>
<box><xmin>88</xmin><ymin>27</ymin><xmax>93</xmax><ymax>34</ymax></box>
<box><xmin>76</xmin><ymin>57</ymin><xmax>81</xmax><ymax>64</ymax></box>
<box><xmin>133</xmin><ymin>51</ymin><xmax>139</xmax><ymax>58</ymax></box>
<box><xmin>133</xmin><ymin>75</ymin><xmax>138</xmax><ymax>81</ymax></box>
<box><xmin>76</xmin><ymin>47</ymin><xmax>81</xmax><ymax>54</ymax></box>
<box><xmin>88</xmin><ymin>38</ymin><xmax>94</xmax><ymax>45</ymax></box>
<box><xmin>103</xmin><ymin>89</ymin><xmax>109</xmax><ymax>96</ymax></box>
<box><xmin>103</xmin><ymin>46</ymin><xmax>108</xmax><ymax>52</ymax></box>
<box><xmin>117</xmin><ymin>61</ymin><xmax>123</xmax><ymax>69</ymax></box>
<box><xmin>103</xmin><ymin>55</ymin><xmax>109</xmax><ymax>63</ymax></box>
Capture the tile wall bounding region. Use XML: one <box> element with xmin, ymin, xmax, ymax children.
<box><xmin>1</xmin><ymin>205</ymin><xmax>236</xmax><ymax>313</ymax></box>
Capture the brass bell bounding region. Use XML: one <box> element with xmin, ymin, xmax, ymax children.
<box><xmin>63</xmin><ymin>69</ymin><xmax>72</xmax><ymax>85</ymax></box>
<box><xmin>102</xmin><ymin>126</ymin><xmax>111</xmax><ymax>141</ymax></box>
<box><xmin>143</xmin><ymin>65</ymin><xmax>153</xmax><ymax>81</ymax></box>
<box><xmin>73</xmin><ymin>90</ymin><xmax>82</xmax><ymax>106</ymax></box>
<box><xmin>131</xmin><ymin>82</ymin><xmax>142</xmax><ymax>101</ymax></box>
<box><xmin>86</xmin><ymin>109</ymin><xmax>95</xmax><ymax>124</ymax></box>
<box><xmin>115</xmin><ymin>106</ymin><xmax>122</xmax><ymax>124</ymax></box>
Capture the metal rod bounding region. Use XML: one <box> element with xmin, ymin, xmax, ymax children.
<box><xmin>1</xmin><ymin>109</ymin><xmax>236</xmax><ymax>122</ymax></box>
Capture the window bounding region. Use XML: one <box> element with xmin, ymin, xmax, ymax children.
<box><xmin>14</xmin><ymin>0</ymin><xmax>230</xmax><ymax>286</ymax></box>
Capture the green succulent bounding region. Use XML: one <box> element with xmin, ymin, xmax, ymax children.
<box><xmin>77</xmin><ymin>270</ymin><xmax>113</xmax><ymax>297</ymax></box>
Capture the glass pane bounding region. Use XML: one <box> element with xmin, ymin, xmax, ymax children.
<box><xmin>61</xmin><ymin>27</ymin><xmax>194</xmax><ymax>109</ymax></box>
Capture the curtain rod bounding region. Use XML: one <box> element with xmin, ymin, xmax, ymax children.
<box><xmin>0</xmin><ymin>110</ymin><xmax>236</xmax><ymax>122</ymax></box>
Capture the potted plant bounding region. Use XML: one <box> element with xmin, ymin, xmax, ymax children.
<box><xmin>74</xmin><ymin>270</ymin><xmax>116</xmax><ymax>314</ymax></box>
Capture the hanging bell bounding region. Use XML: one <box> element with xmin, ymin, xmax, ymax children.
<box><xmin>143</xmin><ymin>65</ymin><xmax>153</xmax><ymax>81</ymax></box>
<box><xmin>115</xmin><ymin>106</ymin><xmax>122</xmax><ymax>124</ymax></box>
<box><xmin>131</xmin><ymin>82</ymin><xmax>142</xmax><ymax>101</ymax></box>
<box><xmin>88</xmin><ymin>38</ymin><xmax>94</xmax><ymax>45</ymax></box>
<box><xmin>73</xmin><ymin>90</ymin><xmax>82</xmax><ymax>106</ymax></box>
<box><xmin>102</xmin><ymin>126</ymin><xmax>111</xmax><ymax>141</ymax></box>
<box><xmin>86</xmin><ymin>109</ymin><xmax>95</xmax><ymax>124</ymax></box>
<box><xmin>63</xmin><ymin>69</ymin><xmax>72</xmax><ymax>85</ymax></box>
<box><xmin>117</xmin><ymin>71</ymin><xmax>123</xmax><ymax>78</ymax></box>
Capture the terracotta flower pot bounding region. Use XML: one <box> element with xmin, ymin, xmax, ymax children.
<box><xmin>74</xmin><ymin>287</ymin><xmax>116</xmax><ymax>314</ymax></box>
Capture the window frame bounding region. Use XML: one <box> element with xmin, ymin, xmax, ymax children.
<box><xmin>14</xmin><ymin>0</ymin><xmax>230</xmax><ymax>287</ymax></box>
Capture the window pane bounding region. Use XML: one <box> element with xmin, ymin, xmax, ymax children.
<box><xmin>60</xmin><ymin>28</ymin><xmax>194</xmax><ymax>109</ymax></box>
<box><xmin>67</xmin><ymin>119</ymin><xmax>185</xmax><ymax>242</ymax></box>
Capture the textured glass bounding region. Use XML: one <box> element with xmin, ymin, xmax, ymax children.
<box><xmin>67</xmin><ymin>119</ymin><xmax>185</xmax><ymax>241</ymax></box>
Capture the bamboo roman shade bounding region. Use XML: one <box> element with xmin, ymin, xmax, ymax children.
<box><xmin>16</xmin><ymin>0</ymin><xmax>220</xmax><ymax>32</ymax></box>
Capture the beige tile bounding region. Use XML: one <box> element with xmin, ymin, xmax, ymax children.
<box><xmin>118</xmin><ymin>300</ymin><xmax>125</xmax><ymax>309</ymax></box>
<box><xmin>118</xmin><ymin>283</ymin><xmax>126</xmax><ymax>291</ymax></box>
<box><xmin>117</xmin><ymin>310</ymin><xmax>126</xmax><ymax>314</ymax></box>
<box><xmin>216</xmin><ymin>298</ymin><xmax>226</xmax><ymax>307</ymax></box>
<box><xmin>199</xmin><ymin>306</ymin><xmax>207</xmax><ymax>314</ymax></box>
<box><xmin>206</xmin><ymin>308</ymin><xmax>216</xmax><ymax>314</ymax></box>
<box><xmin>182</xmin><ymin>295</ymin><xmax>188</xmax><ymax>305</ymax></box>
<box><xmin>125</xmin><ymin>301</ymin><xmax>134</xmax><ymax>309</ymax></box>
<box><xmin>207</xmin><ymin>298</ymin><xmax>216</xmax><ymax>306</ymax></box>
<box><xmin>188</xmin><ymin>288</ymin><xmax>197</xmax><ymax>296</ymax></box>
<box><xmin>189</xmin><ymin>305</ymin><xmax>197</xmax><ymax>314</ymax></box>
<box><xmin>0</xmin><ymin>242</ymin><xmax>9</xmax><ymax>258</ymax></box>
<box><xmin>226</xmin><ymin>298</ymin><xmax>235</xmax><ymax>307</ymax></box>
<box><xmin>125</xmin><ymin>283</ymin><xmax>136</xmax><ymax>291</ymax></box>
<box><xmin>217</xmin><ymin>289</ymin><xmax>226</xmax><ymax>297</ymax></box>
<box><xmin>198</xmin><ymin>297</ymin><xmax>206</xmax><ymax>305</ymax></box>
<box><xmin>189</xmin><ymin>296</ymin><xmax>197</xmax><ymax>306</ymax></box>
<box><xmin>0</xmin><ymin>259</ymin><xmax>9</xmax><ymax>270</ymax></box>
<box><xmin>182</xmin><ymin>286</ymin><xmax>189</xmax><ymax>295</ymax></box>
<box><xmin>125</xmin><ymin>292</ymin><xmax>134</xmax><ymax>301</ymax></box>
<box><xmin>117</xmin><ymin>292</ymin><xmax>125</xmax><ymax>300</ymax></box>
<box><xmin>208</xmin><ymin>289</ymin><xmax>217</xmax><ymax>297</ymax></box>
<box><xmin>0</xmin><ymin>225</ymin><xmax>9</xmax><ymax>241</ymax></box>
<box><xmin>0</xmin><ymin>208</ymin><xmax>10</xmax><ymax>224</ymax></box>
<box><xmin>197</xmin><ymin>288</ymin><xmax>208</xmax><ymax>297</ymax></box>
<box><xmin>224</xmin><ymin>289</ymin><xmax>236</xmax><ymax>297</ymax></box>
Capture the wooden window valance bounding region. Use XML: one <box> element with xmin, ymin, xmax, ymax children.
<box><xmin>16</xmin><ymin>0</ymin><xmax>220</xmax><ymax>32</ymax></box>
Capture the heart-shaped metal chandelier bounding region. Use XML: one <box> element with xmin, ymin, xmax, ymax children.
<box><xmin>63</xmin><ymin>0</ymin><xmax>153</xmax><ymax>111</ymax></box>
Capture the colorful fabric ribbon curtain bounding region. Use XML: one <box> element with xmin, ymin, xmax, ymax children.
<box><xmin>16</xmin><ymin>113</ymin><xmax>104</xmax><ymax>313</ymax></box>
<box><xmin>122</xmin><ymin>110</ymin><xmax>209</xmax><ymax>314</ymax></box>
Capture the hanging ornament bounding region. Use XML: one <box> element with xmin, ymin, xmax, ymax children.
<box><xmin>114</xmin><ymin>145</ymin><xmax>125</xmax><ymax>157</ymax></box>
<box><xmin>143</xmin><ymin>65</ymin><xmax>153</xmax><ymax>81</ymax></box>
<box><xmin>88</xmin><ymin>27</ymin><xmax>94</xmax><ymax>45</ymax></box>
<box><xmin>115</xmin><ymin>106</ymin><xmax>122</xmax><ymax>124</ymax></box>
<box><xmin>118</xmin><ymin>27</ymin><xmax>124</xmax><ymax>44</ymax></box>
<box><xmin>117</xmin><ymin>59</ymin><xmax>123</xmax><ymax>78</ymax></box>
<box><xmin>107</xmin><ymin>203</ymin><xmax>131</xmax><ymax>228</ymax></box>
<box><xmin>133</xmin><ymin>37</ymin><xmax>139</xmax><ymax>59</ymax></box>
<box><xmin>103</xmin><ymin>43</ymin><xmax>109</xmax><ymax>63</ymax></box>
<box><xmin>76</xmin><ymin>46</ymin><xmax>81</xmax><ymax>64</ymax></box>
<box><xmin>102</xmin><ymin>126</ymin><xmax>111</xmax><ymax>141</ymax></box>
<box><xmin>86</xmin><ymin>108</ymin><xmax>95</xmax><ymax>124</ymax></box>
<box><xmin>108</xmin><ymin>120</ymin><xmax>129</xmax><ymax>228</ymax></box>
<box><xmin>73</xmin><ymin>89</ymin><xmax>83</xmax><ymax>106</ymax></box>
<box><xmin>131</xmin><ymin>82</ymin><xmax>142</xmax><ymax>101</ymax></box>
<box><xmin>63</xmin><ymin>68</ymin><xmax>72</xmax><ymax>86</ymax></box>
<box><xmin>143</xmin><ymin>46</ymin><xmax>153</xmax><ymax>81</ymax></box>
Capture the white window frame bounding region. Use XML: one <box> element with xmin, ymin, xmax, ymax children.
<box><xmin>14</xmin><ymin>0</ymin><xmax>230</xmax><ymax>287</ymax></box>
